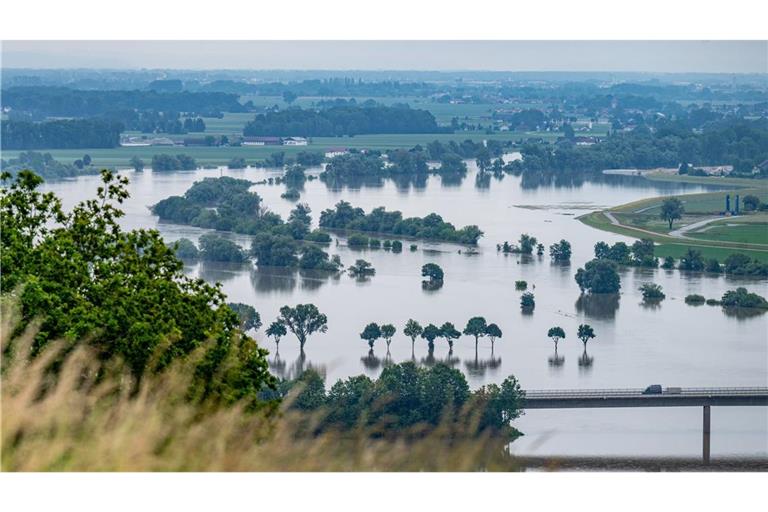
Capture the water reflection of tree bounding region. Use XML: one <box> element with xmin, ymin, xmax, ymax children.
<box><xmin>250</xmin><ymin>266</ymin><xmax>298</xmax><ymax>292</ymax></box>
<box><xmin>548</xmin><ymin>347</ymin><xmax>565</xmax><ymax>369</ymax></box>
<box><xmin>361</xmin><ymin>349</ymin><xmax>382</xmax><ymax>371</ymax></box>
<box><xmin>575</xmin><ymin>293</ymin><xmax>620</xmax><ymax>320</ymax></box>
<box><xmin>475</xmin><ymin>171</ymin><xmax>491</xmax><ymax>189</ymax></box>
<box><xmin>299</xmin><ymin>268</ymin><xmax>340</xmax><ymax>291</ymax></box>
<box><xmin>321</xmin><ymin>175</ymin><xmax>385</xmax><ymax>191</ymax></box>
<box><xmin>199</xmin><ymin>260</ymin><xmax>249</xmax><ymax>284</ymax></box>
<box><xmin>250</xmin><ymin>266</ymin><xmax>338</xmax><ymax>293</ymax></box>
<box><xmin>640</xmin><ymin>298</ymin><xmax>663</xmax><ymax>310</ymax></box>
<box><xmin>550</xmin><ymin>260</ymin><xmax>571</xmax><ymax>274</ymax></box>
<box><xmin>464</xmin><ymin>348</ymin><xmax>502</xmax><ymax>377</ymax></box>
<box><xmin>269</xmin><ymin>348</ymin><xmax>326</xmax><ymax>381</ymax></box>
<box><xmin>421</xmin><ymin>280</ymin><xmax>443</xmax><ymax>293</ymax></box>
<box><xmin>440</xmin><ymin>172</ymin><xmax>466</xmax><ymax>187</ymax></box>
<box><xmin>577</xmin><ymin>349</ymin><xmax>594</xmax><ymax>372</ymax></box>
<box><xmin>391</xmin><ymin>173</ymin><xmax>428</xmax><ymax>191</ymax></box>
<box><xmin>722</xmin><ymin>307</ymin><xmax>767</xmax><ymax>320</ymax></box>
<box><xmin>419</xmin><ymin>347</ymin><xmax>460</xmax><ymax>368</ymax></box>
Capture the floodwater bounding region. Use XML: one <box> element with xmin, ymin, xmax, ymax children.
<box><xmin>40</xmin><ymin>158</ymin><xmax>768</xmax><ymax>459</ymax></box>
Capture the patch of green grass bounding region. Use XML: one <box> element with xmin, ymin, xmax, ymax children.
<box><xmin>687</xmin><ymin>222</ymin><xmax>768</xmax><ymax>245</ymax></box>
<box><xmin>643</xmin><ymin>172</ymin><xmax>765</xmax><ymax>188</ymax></box>
<box><xmin>612</xmin><ymin>188</ymin><xmax>768</xmax><ymax>216</ymax></box>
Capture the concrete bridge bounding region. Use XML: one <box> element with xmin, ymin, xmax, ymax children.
<box><xmin>521</xmin><ymin>387</ymin><xmax>768</xmax><ymax>463</ymax></box>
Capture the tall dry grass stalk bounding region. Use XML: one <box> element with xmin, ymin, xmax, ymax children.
<box><xmin>1</xmin><ymin>298</ymin><xmax>521</xmax><ymax>472</ymax></box>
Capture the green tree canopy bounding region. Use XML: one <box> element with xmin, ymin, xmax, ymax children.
<box><xmin>265</xmin><ymin>321</ymin><xmax>287</xmax><ymax>346</ymax></box>
<box><xmin>403</xmin><ymin>319</ymin><xmax>423</xmax><ymax>348</ymax></box>
<box><xmin>660</xmin><ymin>197</ymin><xmax>685</xmax><ymax>230</ymax></box>
<box><xmin>0</xmin><ymin>169</ymin><xmax>274</xmax><ymax>404</ymax></box>
<box><xmin>547</xmin><ymin>326</ymin><xmax>566</xmax><ymax>349</ymax></box>
<box><xmin>360</xmin><ymin>322</ymin><xmax>382</xmax><ymax>349</ymax></box>
<box><xmin>575</xmin><ymin>258</ymin><xmax>621</xmax><ymax>293</ymax></box>
<box><xmin>463</xmin><ymin>316</ymin><xmax>488</xmax><ymax>348</ymax></box>
<box><xmin>439</xmin><ymin>322</ymin><xmax>461</xmax><ymax>350</ymax></box>
<box><xmin>421</xmin><ymin>263</ymin><xmax>444</xmax><ymax>282</ymax></box>
<box><xmin>278</xmin><ymin>304</ymin><xmax>328</xmax><ymax>350</ymax></box>
<box><xmin>577</xmin><ymin>324</ymin><xmax>596</xmax><ymax>348</ymax></box>
<box><xmin>421</xmin><ymin>324</ymin><xmax>441</xmax><ymax>349</ymax></box>
<box><xmin>380</xmin><ymin>324</ymin><xmax>396</xmax><ymax>348</ymax></box>
<box><xmin>485</xmin><ymin>323</ymin><xmax>502</xmax><ymax>348</ymax></box>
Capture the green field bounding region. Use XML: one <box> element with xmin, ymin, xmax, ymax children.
<box><xmin>687</xmin><ymin>215</ymin><xmax>768</xmax><ymax>245</ymax></box>
<box><xmin>1</xmin><ymin>132</ymin><xmax>530</xmax><ymax>168</ymax></box>
<box><xmin>579</xmin><ymin>173</ymin><xmax>768</xmax><ymax>261</ymax></box>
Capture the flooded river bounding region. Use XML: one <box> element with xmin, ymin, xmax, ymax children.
<box><xmin>41</xmin><ymin>160</ymin><xmax>768</xmax><ymax>459</ymax></box>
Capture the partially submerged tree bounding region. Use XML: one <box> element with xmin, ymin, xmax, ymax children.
<box><xmin>421</xmin><ymin>263</ymin><xmax>444</xmax><ymax>282</ymax></box>
<box><xmin>577</xmin><ymin>324</ymin><xmax>596</xmax><ymax>349</ymax></box>
<box><xmin>266</xmin><ymin>320</ymin><xmax>287</xmax><ymax>348</ymax></box>
<box><xmin>485</xmin><ymin>323</ymin><xmax>502</xmax><ymax>350</ymax></box>
<box><xmin>575</xmin><ymin>258</ymin><xmax>621</xmax><ymax>293</ymax></box>
<box><xmin>439</xmin><ymin>322</ymin><xmax>461</xmax><ymax>352</ymax></box>
<box><xmin>463</xmin><ymin>316</ymin><xmax>488</xmax><ymax>350</ymax></box>
<box><xmin>348</xmin><ymin>259</ymin><xmax>376</xmax><ymax>277</ymax></box>
<box><xmin>639</xmin><ymin>283</ymin><xmax>666</xmax><ymax>301</ymax></box>
<box><xmin>549</xmin><ymin>239</ymin><xmax>572</xmax><ymax>262</ymax></box>
<box><xmin>403</xmin><ymin>319</ymin><xmax>423</xmax><ymax>352</ymax></box>
<box><xmin>421</xmin><ymin>323</ymin><xmax>441</xmax><ymax>350</ymax></box>
<box><xmin>520</xmin><ymin>292</ymin><xmax>536</xmax><ymax>311</ymax></box>
<box><xmin>380</xmin><ymin>324</ymin><xmax>396</xmax><ymax>350</ymax></box>
<box><xmin>360</xmin><ymin>322</ymin><xmax>382</xmax><ymax>349</ymax></box>
<box><xmin>547</xmin><ymin>326</ymin><xmax>565</xmax><ymax>352</ymax></box>
<box><xmin>278</xmin><ymin>303</ymin><xmax>328</xmax><ymax>350</ymax></box>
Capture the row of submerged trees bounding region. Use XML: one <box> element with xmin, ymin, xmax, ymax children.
<box><xmin>360</xmin><ymin>317</ymin><xmax>504</xmax><ymax>355</ymax></box>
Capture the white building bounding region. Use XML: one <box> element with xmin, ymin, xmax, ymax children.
<box><xmin>324</xmin><ymin>147</ymin><xmax>349</xmax><ymax>159</ymax></box>
<box><xmin>283</xmin><ymin>137</ymin><xmax>308</xmax><ymax>146</ymax></box>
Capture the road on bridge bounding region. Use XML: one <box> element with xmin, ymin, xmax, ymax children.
<box><xmin>522</xmin><ymin>387</ymin><xmax>768</xmax><ymax>409</ymax></box>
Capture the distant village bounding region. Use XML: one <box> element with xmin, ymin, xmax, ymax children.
<box><xmin>120</xmin><ymin>135</ymin><xmax>310</xmax><ymax>147</ymax></box>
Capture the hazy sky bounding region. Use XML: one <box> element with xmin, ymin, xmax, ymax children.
<box><xmin>2</xmin><ymin>41</ymin><xmax>766</xmax><ymax>73</ymax></box>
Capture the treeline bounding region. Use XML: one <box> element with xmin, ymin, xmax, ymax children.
<box><xmin>151</xmin><ymin>154</ymin><xmax>198</xmax><ymax>171</ymax></box>
<box><xmin>261</xmin><ymin>363</ymin><xmax>523</xmax><ymax>438</ymax></box>
<box><xmin>195</xmin><ymin>78</ymin><xmax>438</xmax><ymax>97</ymax></box>
<box><xmin>319</xmin><ymin>201</ymin><xmax>484</xmax><ymax>245</ymax></box>
<box><xmin>319</xmin><ymin>140</ymin><xmax>510</xmax><ymax>183</ymax></box>
<box><xmin>2</xmin><ymin>86</ymin><xmax>245</xmax><ymax>118</ymax></box>
<box><xmin>152</xmin><ymin>177</ymin><xmax>338</xmax><ymax>270</ymax></box>
<box><xmin>0</xmin><ymin>151</ymin><xmax>97</xmax><ymax>180</ymax></box>
<box><xmin>512</xmin><ymin>119</ymin><xmax>768</xmax><ymax>174</ymax></box>
<box><xmin>107</xmin><ymin>110</ymin><xmax>206</xmax><ymax>134</ymax></box>
<box><xmin>243</xmin><ymin>105</ymin><xmax>444</xmax><ymax>137</ymax></box>
<box><xmin>1</xmin><ymin>119</ymin><xmax>122</xmax><ymax>149</ymax></box>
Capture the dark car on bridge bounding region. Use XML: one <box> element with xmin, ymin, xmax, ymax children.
<box><xmin>642</xmin><ymin>384</ymin><xmax>662</xmax><ymax>395</ymax></box>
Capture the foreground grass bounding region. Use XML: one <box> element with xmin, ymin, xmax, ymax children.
<box><xmin>0</xmin><ymin>301</ymin><xmax>521</xmax><ymax>472</ymax></box>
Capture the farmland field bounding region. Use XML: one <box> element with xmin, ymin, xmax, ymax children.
<box><xmin>1</xmin><ymin>132</ymin><xmax>531</xmax><ymax>167</ymax></box>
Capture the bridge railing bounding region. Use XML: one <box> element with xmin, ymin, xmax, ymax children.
<box><xmin>522</xmin><ymin>387</ymin><xmax>768</xmax><ymax>398</ymax></box>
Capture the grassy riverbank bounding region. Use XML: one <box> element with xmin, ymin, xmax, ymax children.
<box><xmin>579</xmin><ymin>210</ymin><xmax>768</xmax><ymax>262</ymax></box>
<box><xmin>578</xmin><ymin>173</ymin><xmax>768</xmax><ymax>261</ymax></box>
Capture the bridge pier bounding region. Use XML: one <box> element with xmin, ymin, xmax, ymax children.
<box><xmin>703</xmin><ymin>405</ymin><xmax>711</xmax><ymax>465</ymax></box>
